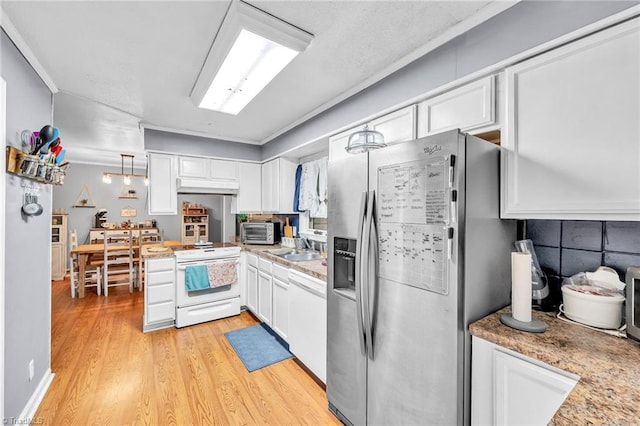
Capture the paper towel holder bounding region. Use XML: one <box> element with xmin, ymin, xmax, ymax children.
<box><xmin>500</xmin><ymin>312</ymin><xmax>547</xmax><ymax>333</ymax></box>
<box><xmin>500</xmin><ymin>249</ymin><xmax>547</xmax><ymax>333</ymax></box>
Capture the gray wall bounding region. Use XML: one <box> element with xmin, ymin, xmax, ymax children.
<box><xmin>262</xmin><ymin>0</ymin><xmax>637</xmax><ymax>159</ymax></box>
<box><xmin>2</xmin><ymin>29</ymin><xmax>54</xmax><ymax>418</ymax></box>
<box><xmin>52</xmin><ymin>163</ymin><xmax>226</xmax><ymax>243</ymax></box>
<box><xmin>144</xmin><ymin>128</ymin><xmax>261</xmax><ymax>162</ymax></box>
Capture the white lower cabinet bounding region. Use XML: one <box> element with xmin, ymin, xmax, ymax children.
<box><xmin>271</xmin><ymin>263</ymin><xmax>289</xmax><ymax>341</ymax></box>
<box><xmin>257</xmin><ymin>258</ymin><xmax>273</xmax><ymax>324</ymax></box>
<box><xmin>51</xmin><ymin>243</ymin><xmax>65</xmax><ymax>281</ymax></box>
<box><xmin>143</xmin><ymin>257</ymin><xmax>177</xmax><ymax>332</ymax></box>
<box><xmin>245</xmin><ymin>253</ymin><xmax>258</xmax><ymax>315</ymax></box>
<box><xmin>471</xmin><ymin>337</ymin><xmax>579</xmax><ymax>425</ymax></box>
<box><xmin>288</xmin><ymin>269</ymin><xmax>327</xmax><ymax>383</ymax></box>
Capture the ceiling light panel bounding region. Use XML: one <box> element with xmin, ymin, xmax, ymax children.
<box><xmin>191</xmin><ymin>0</ymin><xmax>313</xmax><ymax>115</ymax></box>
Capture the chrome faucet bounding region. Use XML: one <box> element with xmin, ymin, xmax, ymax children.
<box><xmin>301</xmin><ymin>238</ymin><xmax>313</xmax><ymax>250</ymax></box>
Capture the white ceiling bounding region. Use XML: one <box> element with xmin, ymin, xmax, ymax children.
<box><xmin>1</xmin><ymin>1</ymin><xmax>515</xmax><ymax>164</ymax></box>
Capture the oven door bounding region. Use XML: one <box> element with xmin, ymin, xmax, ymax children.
<box><xmin>176</xmin><ymin>258</ymin><xmax>240</xmax><ymax>308</ymax></box>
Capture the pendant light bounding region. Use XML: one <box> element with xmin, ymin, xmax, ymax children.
<box><xmin>102</xmin><ymin>153</ymin><xmax>147</xmax><ymax>184</ymax></box>
<box><xmin>345</xmin><ymin>124</ymin><xmax>386</xmax><ymax>154</ymax></box>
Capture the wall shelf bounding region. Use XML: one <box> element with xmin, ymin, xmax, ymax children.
<box><xmin>6</xmin><ymin>146</ymin><xmax>68</xmax><ymax>185</ymax></box>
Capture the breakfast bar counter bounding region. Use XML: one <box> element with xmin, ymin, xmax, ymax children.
<box><xmin>470</xmin><ymin>307</ymin><xmax>640</xmax><ymax>424</ymax></box>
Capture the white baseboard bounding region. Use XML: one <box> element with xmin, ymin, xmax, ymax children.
<box><xmin>18</xmin><ymin>369</ymin><xmax>55</xmax><ymax>422</ymax></box>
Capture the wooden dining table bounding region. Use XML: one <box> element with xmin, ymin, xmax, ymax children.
<box><xmin>71</xmin><ymin>240</ymin><xmax>182</xmax><ymax>298</ymax></box>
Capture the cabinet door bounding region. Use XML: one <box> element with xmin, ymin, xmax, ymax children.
<box><xmin>210</xmin><ymin>159</ymin><xmax>238</xmax><ymax>181</ymax></box>
<box><xmin>277</xmin><ymin>157</ymin><xmax>297</xmax><ymax>213</ymax></box>
<box><xmin>51</xmin><ymin>243</ymin><xmax>65</xmax><ymax>281</ymax></box>
<box><xmin>257</xmin><ymin>270</ymin><xmax>273</xmax><ymax>325</ymax></box>
<box><xmin>261</xmin><ymin>159</ymin><xmax>278</xmax><ymax>212</ymax></box>
<box><xmin>370</xmin><ymin>105</ymin><xmax>416</xmax><ymax>146</ymax></box>
<box><xmin>236</xmin><ymin>162</ymin><xmax>262</xmax><ymax>212</ymax></box>
<box><xmin>144</xmin><ymin>257</ymin><xmax>176</xmax><ymax>332</ymax></box>
<box><xmin>502</xmin><ymin>18</ymin><xmax>640</xmax><ymax>220</ymax></box>
<box><xmin>178</xmin><ymin>156</ymin><xmax>210</xmax><ymax>178</ymax></box>
<box><xmin>246</xmin><ymin>265</ymin><xmax>258</xmax><ymax>315</ymax></box>
<box><xmin>148</xmin><ymin>153</ymin><xmax>177</xmax><ymax>215</ymax></box>
<box><xmin>494</xmin><ymin>350</ymin><xmax>577</xmax><ymax>426</ymax></box>
<box><xmin>471</xmin><ymin>336</ymin><xmax>578</xmax><ymax>426</ymax></box>
<box><xmin>417</xmin><ymin>75</ymin><xmax>495</xmax><ymax>137</ymax></box>
<box><xmin>272</xmin><ymin>276</ymin><xmax>289</xmax><ymax>341</ymax></box>
<box><xmin>329</xmin><ymin>127</ymin><xmax>355</xmax><ymax>162</ymax></box>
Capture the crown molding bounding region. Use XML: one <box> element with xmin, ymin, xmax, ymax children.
<box><xmin>0</xmin><ymin>8</ymin><xmax>58</xmax><ymax>94</ymax></box>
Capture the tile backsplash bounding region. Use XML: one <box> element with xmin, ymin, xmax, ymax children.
<box><xmin>526</xmin><ymin>220</ymin><xmax>640</xmax><ymax>307</ymax></box>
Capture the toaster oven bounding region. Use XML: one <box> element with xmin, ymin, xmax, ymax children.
<box><xmin>241</xmin><ymin>222</ymin><xmax>281</xmax><ymax>245</ymax></box>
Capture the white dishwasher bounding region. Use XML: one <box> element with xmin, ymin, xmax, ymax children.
<box><xmin>288</xmin><ymin>269</ymin><xmax>327</xmax><ymax>383</ymax></box>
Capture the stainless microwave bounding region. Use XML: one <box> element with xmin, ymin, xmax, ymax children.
<box><xmin>626</xmin><ymin>267</ymin><xmax>640</xmax><ymax>342</ymax></box>
<box><xmin>241</xmin><ymin>222</ymin><xmax>281</xmax><ymax>245</ymax></box>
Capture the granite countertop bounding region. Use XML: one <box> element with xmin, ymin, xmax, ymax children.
<box><xmin>239</xmin><ymin>244</ymin><xmax>327</xmax><ymax>282</ymax></box>
<box><xmin>141</xmin><ymin>242</ymin><xmax>327</xmax><ymax>282</ymax></box>
<box><xmin>469</xmin><ymin>307</ymin><xmax>640</xmax><ymax>424</ymax></box>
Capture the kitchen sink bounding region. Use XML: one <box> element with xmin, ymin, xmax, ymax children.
<box><xmin>265</xmin><ymin>248</ymin><xmax>323</xmax><ymax>262</ymax></box>
<box><xmin>281</xmin><ymin>252</ymin><xmax>323</xmax><ymax>262</ymax></box>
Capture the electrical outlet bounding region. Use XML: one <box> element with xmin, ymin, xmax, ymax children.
<box><xmin>29</xmin><ymin>360</ymin><xmax>34</xmax><ymax>382</ymax></box>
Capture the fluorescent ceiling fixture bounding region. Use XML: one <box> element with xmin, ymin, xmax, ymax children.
<box><xmin>191</xmin><ymin>1</ymin><xmax>313</xmax><ymax>116</ymax></box>
<box><xmin>199</xmin><ymin>29</ymin><xmax>298</xmax><ymax>114</ymax></box>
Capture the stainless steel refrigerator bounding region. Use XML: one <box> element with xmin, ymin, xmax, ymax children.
<box><xmin>327</xmin><ymin>130</ymin><xmax>515</xmax><ymax>425</ymax></box>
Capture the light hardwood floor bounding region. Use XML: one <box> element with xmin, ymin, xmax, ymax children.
<box><xmin>36</xmin><ymin>280</ymin><xmax>342</xmax><ymax>425</ymax></box>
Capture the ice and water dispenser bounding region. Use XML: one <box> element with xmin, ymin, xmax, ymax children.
<box><xmin>333</xmin><ymin>237</ymin><xmax>357</xmax><ymax>293</ymax></box>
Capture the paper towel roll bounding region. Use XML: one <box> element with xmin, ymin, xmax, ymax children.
<box><xmin>512</xmin><ymin>252</ymin><xmax>532</xmax><ymax>322</ymax></box>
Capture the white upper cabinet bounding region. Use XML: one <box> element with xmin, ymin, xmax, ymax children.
<box><xmin>370</xmin><ymin>104</ymin><xmax>416</xmax><ymax>146</ymax></box>
<box><xmin>210</xmin><ymin>159</ymin><xmax>238</xmax><ymax>181</ymax></box>
<box><xmin>148</xmin><ymin>152</ymin><xmax>177</xmax><ymax>215</ymax></box>
<box><xmin>178</xmin><ymin>156</ymin><xmax>238</xmax><ymax>181</ymax></box>
<box><xmin>329</xmin><ymin>105</ymin><xmax>416</xmax><ymax>161</ymax></box>
<box><xmin>234</xmin><ymin>162</ymin><xmax>262</xmax><ymax>213</ymax></box>
<box><xmin>417</xmin><ymin>75</ymin><xmax>496</xmax><ymax>137</ymax></box>
<box><xmin>261</xmin><ymin>157</ymin><xmax>297</xmax><ymax>213</ymax></box>
<box><xmin>178</xmin><ymin>156</ymin><xmax>210</xmax><ymax>178</ymax></box>
<box><xmin>328</xmin><ymin>128</ymin><xmax>353</xmax><ymax>162</ymax></box>
<box><xmin>501</xmin><ymin>18</ymin><xmax>640</xmax><ymax>220</ymax></box>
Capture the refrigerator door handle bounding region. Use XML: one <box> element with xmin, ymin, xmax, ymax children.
<box><xmin>365</xmin><ymin>190</ymin><xmax>379</xmax><ymax>360</ymax></box>
<box><xmin>363</xmin><ymin>190</ymin><xmax>375</xmax><ymax>360</ymax></box>
<box><xmin>355</xmin><ymin>191</ymin><xmax>368</xmax><ymax>357</ymax></box>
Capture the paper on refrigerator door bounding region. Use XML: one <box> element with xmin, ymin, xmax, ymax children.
<box><xmin>377</xmin><ymin>158</ymin><xmax>449</xmax><ymax>225</ymax></box>
<box><xmin>376</xmin><ymin>158</ymin><xmax>451</xmax><ymax>294</ymax></box>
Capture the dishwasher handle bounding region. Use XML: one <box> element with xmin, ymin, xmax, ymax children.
<box><xmin>288</xmin><ymin>270</ymin><xmax>327</xmax><ymax>298</ymax></box>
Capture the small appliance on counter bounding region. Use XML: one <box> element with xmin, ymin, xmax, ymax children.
<box><xmin>626</xmin><ymin>267</ymin><xmax>640</xmax><ymax>342</ymax></box>
<box><xmin>94</xmin><ymin>209</ymin><xmax>107</xmax><ymax>228</ymax></box>
<box><xmin>561</xmin><ymin>266</ymin><xmax>626</xmax><ymax>330</ymax></box>
<box><xmin>240</xmin><ymin>221</ymin><xmax>281</xmax><ymax>245</ymax></box>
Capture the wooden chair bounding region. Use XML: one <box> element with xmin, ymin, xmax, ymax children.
<box><xmin>102</xmin><ymin>230</ymin><xmax>135</xmax><ymax>296</ymax></box>
<box><xmin>69</xmin><ymin>229</ymin><xmax>101</xmax><ymax>297</ymax></box>
<box><xmin>135</xmin><ymin>231</ymin><xmax>162</xmax><ymax>291</ymax></box>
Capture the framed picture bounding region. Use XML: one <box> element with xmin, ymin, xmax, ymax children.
<box><xmin>120</xmin><ymin>207</ymin><xmax>137</xmax><ymax>217</ymax></box>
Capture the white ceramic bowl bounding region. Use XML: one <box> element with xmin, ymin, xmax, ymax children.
<box><xmin>561</xmin><ymin>284</ymin><xmax>625</xmax><ymax>329</ymax></box>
